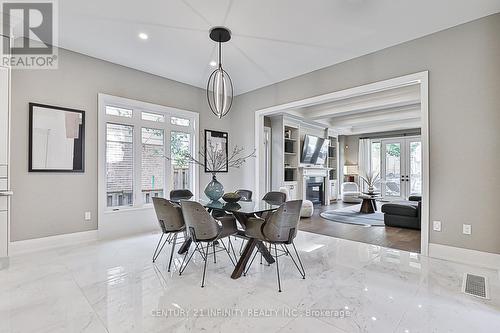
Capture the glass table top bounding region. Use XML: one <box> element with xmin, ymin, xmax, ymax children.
<box><xmin>170</xmin><ymin>195</ymin><xmax>281</xmax><ymax>214</ymax></box>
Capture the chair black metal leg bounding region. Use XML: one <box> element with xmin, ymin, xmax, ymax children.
<box><xmin>201</xmin><ymin>242</ymin><xmax>210</xmax><ymax>288</ymax></box>
<box><xmin>179</xmin><ymin>242</ymin><xmax>200</xmax><ymax>275</ymax></box>
<box><xmin>213</xmin><ymin>242</ymin><xmax>217</xmax><ymax>264</ymax></box>
<box><xmin>239</xmin><ymin>239</ymin><xmax>246</xmax><ymax>255</ymax></box>
<box><xmin>260</xmin><ymin>241</ymin><xmax>264</xmax><ymax>264</ymax></box>
<box><xmin>283</xmin><ymin>244</ymin><xmax>305</xmax><ymax>278</ymax></box>
<box><xmin>291</xmin><ymin>242</ymin><xmax>306</xmax><ymax>279</ymax></box>
<box><xmin>229</xmin><ymin>238</ymin><xmax>238</xmax><ymax>263</ymax></box>
<box><xmin>220</xmin><ymin>239</ymin><xmax>236</xmax><ymax>266</ymax></box>
<box><xmin>168</xmin><ymin>233</ymin><xmax>178</xmax><ymax>272</ymax></box>
<box><xmin>152</xmin><ymin>234</ymin><xmax>164</xmax><ymax>262</ymax></box>
<box><xmin>153</xmin><ymin>233</ymin><xmax>169</xmax><ymax>263</ymax></box>
<box><xmin>268</xmin><ymin>243</ymin><xmax>272</xmax><ymax>266</ymax></box>
<box><xmin>274</xmin><ymin>244</ymin><xmax>282</xmax><ymax>292</ymax></box>
<box><xmin>244</xmin><ymin>249</ymin><xmax>258</xmax><ymax>276</ymax></box>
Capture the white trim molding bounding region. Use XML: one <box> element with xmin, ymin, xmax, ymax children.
<box><xmin>254</xmin><ymin>71</ymin><xmax>430</xmax><ymax>255</ymax></box>
<box><xmin>429</xmin><ymin>243</ymin><xmax>500</xmax><ymax>270</ymax></box>
<box><xmin>97</xmin><ymin>94</ymin><xmax>199</xmax><ymax>239</ymax></box>
<box><xmin>9</xmin><ymin>230</ymin><xmax>98</xmax><ymax>256</ymax></box>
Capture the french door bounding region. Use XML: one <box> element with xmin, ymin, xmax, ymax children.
<box><xmin>380</xmin><ymin>137</ymin><xmax>421</xmax><ymax>200</ymax></box>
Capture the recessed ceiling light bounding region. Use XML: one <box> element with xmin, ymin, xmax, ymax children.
<box><xmin>138</xmin><ymin>33</ymin><xmax>148</xmax><ymax>40</ymax></box>
<box><xmin>209</xmin><ymin>61</ymin><xmax>217</xmax><ymax>67</ymax></box>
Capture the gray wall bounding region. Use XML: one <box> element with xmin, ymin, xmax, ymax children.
<box><xmin>230</xmin><ymin>13</ymin><xmax>500</xmax><ymax>254</ymax></box>
<box><xmin>11</xmin><ymin>47</ymin><xmax>233</xmax><ymax>241</ymax></box>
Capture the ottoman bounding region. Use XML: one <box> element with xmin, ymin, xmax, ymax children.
<box><xmin>300</xmin><ymin>200</ymin><xmax>314</xmax><ymax>218</ymax></box>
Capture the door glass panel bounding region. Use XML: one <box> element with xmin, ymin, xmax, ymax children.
<box><xmin>106</xmin><ymin>123</ymin><xmax>134</xmax><ymax>207</ymax></box>
<box><xmin>384</xmin><ymin>142</ymin><xmax>401</xmax><ymax>197</ymax></box>
<box><xmin>371</xmin><ymin>142</ymin><xmax>381</xmax><ymax>191</ymax></box>
<box><xmin>141</xmin><ymin>128</ymin><xmax>165</xmax><ymax>203</ymax></box>
<box><xmin>409</xmin><ymin>141</ymin><xmax>422</xmax><ymax>196</ymax></box>
<box><xmin>170</xmin><ymin>132</ymin><xmax>192</xmax><ymax>192</ymax></box>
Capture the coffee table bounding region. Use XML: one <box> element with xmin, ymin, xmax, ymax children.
<box><xmin>359</xmin><ymin>193</ymin><xmax>380</xmax><ymax>214</ymax></box>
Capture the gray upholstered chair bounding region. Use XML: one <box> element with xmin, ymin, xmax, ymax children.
<box><xmin>262</xmin><ymin>191</ymin><xmax>287</xmax><ymax>205</ymax></box>
<box><xmin>152</xmin><ymin>197</ymin><xmax>186</xmax><ymax>272</ymax></box>
<box><xmin>179</xmin><ymin>201</ymin><xmax>239</xmax><ymax>287</ymax></box>
<box><xmin>235</xmin><ymin>189</ymin><xmax>253</xmax><ymax>201</ymax></box>
<box><xmin>170</xmin><ymin>189</ymin><xmax>193</xmax><ymax>201</ymax></box>
<box><xmin>256</xmin><ymin>191</ymin><xmax>287</xmax><ymax>222</ymax></box>
<box><xmin>244</xmin><ymin>200</ymin><xmax>305</xmax><ymax>292</ymax></box>
<box><xmin>341</xmin><ymin>182</ymin><xmax>362</xmax><ymax>203</ymax></box>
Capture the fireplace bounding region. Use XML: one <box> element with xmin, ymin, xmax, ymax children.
<box><xmin>305</xmin><ymin>177</ymin><xmax>324</xmax><ymax>205</ymax></box>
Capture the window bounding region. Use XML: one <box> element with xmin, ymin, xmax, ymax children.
<box><xmin>141</xmin><ymin>128</ymin><xmax>165</xmax><ymax>203</ymax></box>
<box><xmin>142</xmin><ymin>111</ymin><xmax>165</xmax><ymax>123</ymax></box>
<box><xmin>106</xmin><ymin>123</ymin><xmax>134</xmax><ymax>207</ymax></box>
<box><xmin>106</xmin><ymin>106</ymin><xmax>133</xmax><ymax>118</ymax></box>
<box><xmin>171</xmin><ymin>132</ymin><xmax>192</xmax><ymax>191</ymax></box>
<box><xmin>171</xmin><ymin>116</ymin><xmax>190</xmax><ymax>127</ymax></box>
<box><xmin>100</xmin><ymin>94</ymin><xmax>198</xmax><ymax>214</ymax></box>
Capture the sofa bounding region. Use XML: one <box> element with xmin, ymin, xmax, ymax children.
<box><xmin>381</xmin><ymin>196</ymin><xmax>421</xmax><ymax>230</ymax></box>
<box><xmin>341</xmin><ymin>182</ymin><xmax>362</xmax><ymax>203</ymax></box>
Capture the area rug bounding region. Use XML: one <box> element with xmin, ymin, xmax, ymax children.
<box><xmin>319</xmin><ymin>204</ymin><xmax>385</xmax><ymax>227</ymax></box>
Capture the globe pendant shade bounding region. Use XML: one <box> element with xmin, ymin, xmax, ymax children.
<box><xmin>207</xmin><ymin>66</ymin><xmax>233</xmax><ymax>119</ymax></box>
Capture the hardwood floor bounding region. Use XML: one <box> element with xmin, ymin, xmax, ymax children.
<box><xmin>298</xmin><ymin>201</ymin><xmax>421</xmax><ymax>253</ymax></box>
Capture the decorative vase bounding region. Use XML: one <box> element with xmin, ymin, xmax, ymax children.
<box><xmin>204</xmin><ymin>174</ymin><xmax>224</xmax><ymax>201</ymax></box>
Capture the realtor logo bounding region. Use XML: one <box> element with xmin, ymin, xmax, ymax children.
<box><xmin>1</xmin><ymin>0</ymin><xmax>58</xmax><ymax>69</ymax></box>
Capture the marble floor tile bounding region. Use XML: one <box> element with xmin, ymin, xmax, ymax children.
<box><xmin>0</xmin><ymin>231</ymin><xmax>499</xmax><ymax>332</ymax></box>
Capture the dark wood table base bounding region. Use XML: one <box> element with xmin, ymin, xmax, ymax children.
<box><xmin>177</xmin><ymin>210</ymin><xmax>276</xmax><ymax>279</ymax></box>
<box><xmin>360</xmin><ymin>197</ymin><xmax>377</xmax><ymax>214</ymax></box>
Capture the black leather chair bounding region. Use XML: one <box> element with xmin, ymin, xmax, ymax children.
<box><xmin>244</xmin><ymin>200</ymin><xmax>305</xmax><ymax>292</ymax></box>
<box><xmin>179</xmin><ymin>201</ymin><xmax>239</xmax><ymax>287</ymax></box>
<box><xmin>152</xmin><ymin>198</ymin><xmax>186</xmax><ymax>271</ymax></box>
<box><xmin>381</xmin><ymin>196</ymin><xmax>421</xmax><ymax>230</ymax></box>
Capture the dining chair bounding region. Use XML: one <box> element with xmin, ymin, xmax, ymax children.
<box><xmin>243</xmin><ymin>200</ymin><xmax>305</xmax><ymax>292</ymax></box>
<box><xmin>170</xmin><ymin>189</ymin><xmax>194</xmax><ymax>201</ymax></box>
<box><xmin>262</xmin><ymin>191</ymin><xmax>287</xmax><ymax>205</ymax></box>
<box><xmin>179</xmin><ymin>201</ymin><xmax>239</xmax><ymax>287</ymax></box>
<box><xmin>152</xmin><ymin>197</ymin><xmax>186</xmax><ymax>272</ymax></box>
<box><xmin>235</xmin><ymin>189</ymin><xmax>253</xmax><ymax>201</ymax></box>
<box><xmin>236</xmin><ymin>191</ymin><xmax>288</xmax><ymax>255</ymax></box>
<box><xmin>257</xmin><ymin>191</ymin><xmax>287</xmax><ymax>221</ymax></box>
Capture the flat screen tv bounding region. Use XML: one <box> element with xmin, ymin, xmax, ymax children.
<box><xmin>301</xmin><ymin>135</ymin><xmax>328</xmax><ymax>165</ymax></box>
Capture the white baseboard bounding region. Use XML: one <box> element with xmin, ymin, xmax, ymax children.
<box><xmin>9</xmin><ymin>230</ymin><xmax>98</xmax><ymax>256</ymax></box>
<box><xmin>429</xmin><ymin>243</ymin><xmax>500</xmax><ymax>270</ymax></box>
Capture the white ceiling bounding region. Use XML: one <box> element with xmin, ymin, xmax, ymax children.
<box><xmin>286</xmin><ymin>85</ymin><xmax>421</xmax><ymax>135</ymax></box>
<box><xmin>32</xmin><ymin>1</ymin><xmax>500</xmax><ymax>94</ymax></box>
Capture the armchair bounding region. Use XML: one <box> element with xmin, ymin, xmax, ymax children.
<box><xmin>341</xmin><ymin>182</ymin><xmax>362</xmax><ymax>203</ymax></box>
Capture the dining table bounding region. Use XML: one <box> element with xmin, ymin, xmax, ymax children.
<box><xmin>171</xmin><ymin>197</ymin><xmax>282</xmax><ymax>279</ymax></box>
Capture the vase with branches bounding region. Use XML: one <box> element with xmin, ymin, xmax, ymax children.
<box><xmin>360</xmin><ymin>170</ymin><xmax>381</xmax><ymax>194</ymax></box>
<box><xmin>168</xmin><ymin>133</ymin><xmax>255</xmax><ymax>201</ymax></box>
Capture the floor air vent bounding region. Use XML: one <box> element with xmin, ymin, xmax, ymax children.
<box><xmin>462</xmin><ymin>273</ymin><xmax>489</xmax><ymax>299</ymax></box>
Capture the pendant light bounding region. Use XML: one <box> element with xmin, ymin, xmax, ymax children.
<box><xmin>207</xmin><ymin>27</ymin><xmax>233</xmax><ymax>119</ymax></box>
